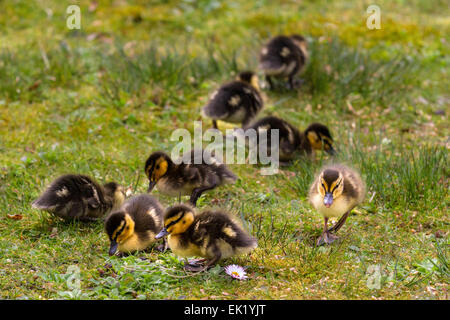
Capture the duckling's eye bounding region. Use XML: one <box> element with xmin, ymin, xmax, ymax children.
<box><xmin>331</xmin><ymin>183</ymin><xmax>339</xmax><ymax>193</ymax></box>
<box><xmin>156</xmin><ymin>164</ymin><xmax>160</xmax><ymax>170</ymax></box>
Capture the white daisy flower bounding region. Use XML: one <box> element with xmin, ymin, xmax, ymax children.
<box><xmin>224</xmin><ymin>264</ymin><xmax>248</xmax><ymax>280</ymax></box>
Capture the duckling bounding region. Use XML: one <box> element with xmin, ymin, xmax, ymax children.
<box><xmin>155</xmin><ymin>204</ymin><xmax>257</xmax><ymax>272</ymax></box>
<box><xmin>32</xmin><ymin>174</ymin><xmax>125</xmax><ymax>221</ymax></box>
<box><xmin>145</xmin><ymin>149</ymin><xmax>237</xmax><ymax>206</ymax></box>
<box><xmin>303</xmin><ymin>122</ymin><xmax>336</xmax><ymax>156</ymax></box>
<box><xmin>105</xmin><ymin>194</ymin><xmax>164</xmax><ymax>256</ymax></box>
<box><xmin>259</xmin><ymin>34</ymin><xmax>308</xmax><ymax>90</ymax></box>
<box><xmin>308</xmin><ymin>164</ymin><xmax>365</xmax><ymax>245</ymax></box>
<box><xmin>202</xmin><ymin>71</ymin><xmax>263</xmax><ymax>129</ymax></box>
<box><xmin>243</xmin><ymin>116</ymin><xmax>336</xmax><ymax>162</ymax></box>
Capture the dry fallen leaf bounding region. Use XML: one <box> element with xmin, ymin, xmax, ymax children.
<box><xmin>7</xmin><ymin>214</ymin><xmax>23</xmax><ymax>220</ymax></box>
<box><xmin>28</xmin><ymin>80</ymin><xmax>42</xmax><ymax>91</ymax></box>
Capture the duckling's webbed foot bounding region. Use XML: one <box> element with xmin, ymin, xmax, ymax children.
<box><xmin>155</xmin><ymin>243</ymin><xmax>168</xmax><ymax>253</ymax></box>
<box><xmin>316</xmin><ymin>232</ymin><xmax>339</xmax><ymax>246</ymax></box>
<box><xmin>295</xmin><ymin>78</ymin><xmax>304</xmax><ymax>87</ymax></box>
<box><xmin>287</xmin><ymin>76</ymin><xmax>303</xmax><ymax>90</ymax></box>
<box><xmin>183</xmin><ymin>258</ymin><xmax>210</xmax><ymax>272</ymax></box>
<box><xmin>184</xmin><ymin>261</ymin><xmax>205</xmax><ymax>272</ymax></box>
<box><xmin>317</xmin><ymin>217</ymin><xmax>339</xmax><ymax>246</ymax></box>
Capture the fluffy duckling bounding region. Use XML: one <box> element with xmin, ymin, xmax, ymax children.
<box><xmin>105</xmin><ymin>194</ymin><xmax>164</xmax><ymax>256</ymax></box>
<box><xmin>155</xmin><ymin>204</ymin><xmax>257</xmax><ymax>272</ymax></box>
<box><xmin>202</xmin><ymin>71</ymin><xmax>263</xmax><ymax>129</ymax></box>
<box><xmin>32</xmin><ymin>174</ymin><xmax>125</xmax><ymax>221</ymax></box>
<box><xmin>145</xmin><ymin>149</ymin><xmax>237</xmax><ymax>206</ymax></box>
<box><xmin>309</xmin><ymin>164</ymin><xmax>365</xmax><ymax>245</ymax></box>
<box><xmin>243</xmin><ymin>116</ymin><xmax>336</xmax><ymax>162</ymax></box>
<box><xmin>259</xmin><ymin>35</ymin><xmax>308</xmax><ymax>90</ymax></box>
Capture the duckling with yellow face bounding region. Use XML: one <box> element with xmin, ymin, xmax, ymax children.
<box><xmin>303</xmin><ymin>123</ymin><xmax>336</xmax><ymax>156</ymax></box>
<box><xmin>155</xmin><ymin>204</ymin><xmax>257</xmax><ymax>272</ymax></box>
<box><xmin>145</xmin><ymin>149</ymin><xmax>237</xmax><ymax>206</ymax></box>
<box><xmin>309</xmin><ymin>165</ymin><xmax>365</xmax><ymax>245</ymax></box>
<box><xmin>202</xmin><ymin>71</ymin><xmax>263</xmax><ymax>129</ymax></box>
<box><xmin>32</xmin><ymin>174</ymin><xmax>125</xmax><ymax>221</ymax></box>
<box><xmin>244</xmin><ymin>116</ymin><xmax>336</xmax><ymax>162</ymax></box>
<box><xmin>105</xmin><ymin>194</ymin><xmax>164</xmax><ymax>256</ymax></box>
<box><xmin>259</xmin><ymin>34</ymin><xmax>308</xmax><ymax>90</ymax></box>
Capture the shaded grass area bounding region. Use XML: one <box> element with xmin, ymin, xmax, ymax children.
<box><xmin>0</xmin><ymin>0</ymin><xmax>449</xmax><ymax>299</ymax></box>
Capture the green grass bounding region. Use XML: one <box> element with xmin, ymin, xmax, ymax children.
<box><xmin>0</xmin><ymin>0</ymin><xmax>448</xmax><ymax>300</ymax></box>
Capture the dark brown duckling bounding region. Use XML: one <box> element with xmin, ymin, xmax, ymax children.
<box><xmin>144</xmin><ymin>149</ymin><xmax>237</xmax><ymax>206</ymax></box>
<box><xmin>259</xmin><ymin>34</ymin><xmax>308</xmax><ymax>90</ymax></box>
<box><xmin>202</xmin><ymin>71</ymin><xmax>263</xmax><ymax>129</ymax></box>
<box><xmin>243</xmin><ymin>116</ymin><xmax>336</xmax><ymax>162</ymax></box>
<box><xmin>32</xmin><ymin>174</ymin><xmax>125</xmax><ymax>221</ymax></box>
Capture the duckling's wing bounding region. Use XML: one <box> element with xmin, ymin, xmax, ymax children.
<box><xmin>248</xmin><ymin>116</ymin><xmax>300</xmax><ymax>151</ymax></box>
<box><xmin>260</xmin><ymin>36</ymin><xmax>303</xmax><ymax>76</ymax></box>
<box><xmin>341</xmin><ymin>166</ymin><xmax>366</xmax><ymax>204</ymax></box>
<box><xmin>308</xmin><ymin>175</ymin><xmax>320</xmax><ymax>205</ymax></box>
<box><xmin>202</xmin><ymin>86</ymin><xmax>232</xmax><ymax>120</ymax></box>
<box><xmin>126</xmin><ymin>195</ymin><xmax>164</xmax><ymax>234</ymax></box>
<box><xmin>32</xmin><ymin>174</ymin><xmax>102</xmax><ymax>216</ymax></box>
<box><xmin>203</xmin><ymin>82</ymin><xmax>253</xmax><ymax>120</ymax></box>
<box><xmin>259</xmin><ymin>51</ymin><xmax>285</xmax><ymax>75</ymax></box>
<box><xmin>202</xmin><ymin>211</ymin><xmax>257</xmax><ymax>255</ymax></box>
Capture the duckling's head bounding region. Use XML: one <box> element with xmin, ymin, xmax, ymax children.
<box><xmin>103</xmin><ymin>182</ymin><xmax>126</xmax><ymax>209</ymax></box>
<box><xmin>317</xmin><ymin>168</ymin><xmax>344</xmax><ymax>208</ymax></box>
<box><xmin>304</xmin><ymin>123</ymin><xmax>336</xmax><ymax>155</ymax></box>
<box><xmin>155</xmin><ymin>204</ymin><xmax>195</xmax><ymax>239</ymax></box>
<box><xmin>237</xmin><ymin>71</ymin><xmax>260</xmax><ymax>91</ymax></box>
<box><xmin>144</xmin><ymin>151</ymin><xmax>173</xmax><ymax>192</ymax></box>
<box><xmin>105</xmin><ymin>210</ymin><xmax>135</xmax><ymax>256</ymax></box>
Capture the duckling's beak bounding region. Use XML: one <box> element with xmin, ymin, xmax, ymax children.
<box><xmin>326</xmin><ymin>146</ymin><xmax>337</xmax><ymax>156</ymax></box>
<box><xmin>155</xmin><ymin>227</ymin><xmax>169</xmax><ymax>239</ymax></box>
<box><xmin>109</xmin><ymin>241</ymin><xmax>118</xmax><ymax>256</ymax></box>
<box><xmin>147</xmin><ymin>181</ymin><xmax>156</xmax><ymax>192</ymax></box>
<box><xmin>324</xmin><ymin>192</ymin><xmax>333</xmax><ymax>208</ymax></box>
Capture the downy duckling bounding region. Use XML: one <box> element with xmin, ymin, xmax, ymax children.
<box><xmin>243</xmin><ymin>116</ymin><xmax>336</xmax><ymax>162</ymax></box>
<box><xmin>32</xmin><ymin>174</ymin><xmax>125</xmax><ymax>221</ymax></box>
<box><xmin>259</xmin><ymin>34</ymin><xmax>308</xmax><ymax>90</ymax></box>
<box><xmin>105</xmin><ymin>194</ymin><xmax>164</xmax><ymax>256</ymax></box>
<box><xmin>202</xmin><ymin>71</ymin><xmax>263</xmax><ymax>129</ymax></box>
<box><xmin>309</xmin><ymin>164</ymin><xmax>365</xmax><ymax>245</ymax></box>
<box><xmin>155</xmin><ymin>204</ymin><xmax>257</xmax><ymax>272</ymax></box>
<box><xmin>145</xmin><ymin>149</ymin><xmax>237</xmax><ymax>206</ymax></box>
